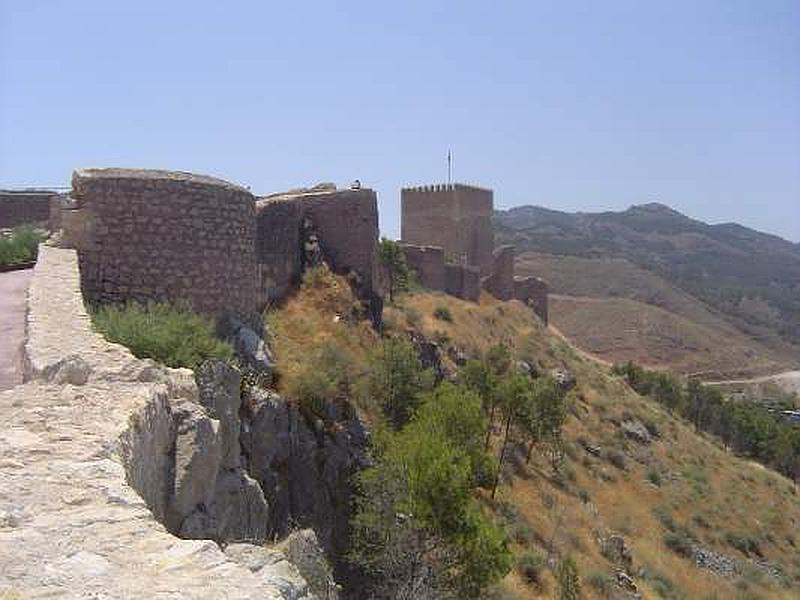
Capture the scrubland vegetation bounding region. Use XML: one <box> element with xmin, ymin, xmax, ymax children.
<box><xmin>92</xmin><ymin>301</ymin><xmax>233</xmax><ymax>368</ymax></box>
<box><xmin>613</xmin><ymin>361</ymin><xmax>800</xmax><ymax>481</ymax></box>
<box><xmin>0</xmin><ymin>225</ymin><xmax>46</xmax><ymax>266</ymax></box>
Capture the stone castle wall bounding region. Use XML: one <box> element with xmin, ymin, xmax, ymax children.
<box><xmin>445</xmin><ymin>263</ymin><xmax>480</xmax><ymax>302</ymax></box>
<box><xmin>514</xmin><ymin>275</ymin><xmax>549</xmax><ymax>324</ymax></box>
<box><xmin>256</xmin><ymin>186</ymin><xmax>380</xmax><ymax>318</ymax></box>
<box><xmin>69</xmin><ymin>169</ymin><xmax>258</xmax><ymax>321</ymax></box>
<box><xmin>0</xmin><ymin>190</ymin><xmax>59</xmax><ymax>229</ymax></box>
<box><xmin>399</xmin><ymin>243</ymin><xmax>445</xmax><ymax>291</ymax></box>
<box><xmin>5</xmin><ymin>244</ymin><xmax>305</xmax><ymax>598</ymax></box>
<box><xmin>254</xmin><ymin>198</ymin><xmax>304</xmax><ymax>304</ymax></box>
<box><xmin>481</xmin><ymin>245</ymin><xmax>515</xmax><ymax>301</ymax></box>
<box><xmin>401</xmin><ymin>184</ymin><xmax>494</xmax><ymax>275</ymax></box>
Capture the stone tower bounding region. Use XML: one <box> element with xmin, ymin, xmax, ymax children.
<box><xmin>400</xmin><ymin>183</ymin><xmax>494</xmax><ymax>276</ymax></box>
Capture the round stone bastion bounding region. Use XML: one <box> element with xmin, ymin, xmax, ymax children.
<box><xmin>70</xmin><ymin>168</ymin><xmax>258</xmax><ymax>320</ymax></box>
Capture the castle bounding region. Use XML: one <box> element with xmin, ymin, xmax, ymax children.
<box><xmin>400</xmin><ymin>183</ymin><xmax>548</xmax><ymax>322</ymax></box>
<box><xmin>1</xmin><ymin>169</ymin><xmax>547</xmax><ymax>324</ymax></box>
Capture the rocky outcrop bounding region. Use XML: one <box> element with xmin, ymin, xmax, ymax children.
<box><xmin>619</xmin><ymin>419</ymin><xmax>653</xmax><ymax>445</ymax></box>
<box><xmin>0</xmin><ymin>245</ymin><xmax>310</xmax><ymax>598</ymax></box>
<box><xmin>410</xmin><ymin>332</ymin><xmax>447</xmax><ymax>382</ymax></box>
<box><xmin>241</xmin><ymin>389</ymin><xmax>369</xmax><ymax>560</ymax></box>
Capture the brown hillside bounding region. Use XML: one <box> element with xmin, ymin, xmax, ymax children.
<box><xmin>397</xmin><ymin>292</ymin><xmax>800</xmax><ymax>600</ymax></box>
<box><xmin>515</xmin><ymin>252</ymin><xmax>799</xmax><ymax>378</ymax></box>
<box><xmin>270</xmin><ymin>280</ymin><xmax>800</xmax><ymax>599</ymax></box>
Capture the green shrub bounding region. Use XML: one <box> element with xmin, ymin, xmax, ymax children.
<box><xmin>287</xmin><ymin>368</ymin><xmax>337</xmax><ymax>417</ymax></box>
<box><xmin>432</xmin><ymin>330</ymin><xmax>450</xmax><ymax>346</ymax></box>
<box><xmin>0</xmin><ymin>225</ymin><xmax>46</xmax><ymax>266</ymax></box>
<box><xmin>302</xmin><ymin>265</ymin><xmax>330</xmax><ymax>288</ymax></box>
<box><xmin>663</xmin><ymin>531</ymin><xmax>694</xmax><ymax>557</ymax></box>
<box><xmin>433</xmin><ymin>305</ymin><xmax>453</xmax><ymax>322</ymax></box>
<box><xmin>647</xmin><ymin>569</ymin><xmax>686</xmax><ymax>599</ymax></box>
<box><xmin>92</xmin><ymin>301</ymin><xmax>233</xmax><ymax>369</ymax></box>
<box><xmin>653</xmin><ymin>505</ymin><xmax>676</xmax><ymax>531</ymax></box>
<box><xmin>647</xmin><ymin>467</ymin><xmax>663</xmax><ymax>487</ymax></box>
<box><xmin>285</xmin><ymin>339</ymin><xmax>357</xmax><ymax>417</ymax></box>
<box><xmin>556</xmin><ymin>555</ymin><xmax>581</xmax><ymax>600</ymax></box>
<box><xmin>724</xmin><ymin>531</ymin><xmax>763</xmax><ymax>557</ymax></box>
<box><xmin>517</xmin><ymin>551</ymin><xmax>545</xmax><ymax>585</ymax></box>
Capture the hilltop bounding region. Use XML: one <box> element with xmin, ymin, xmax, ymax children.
<box><xmin>495</xmin><ymin>203</ymin><xmax>800</xmax><ymax>378</ymax></box>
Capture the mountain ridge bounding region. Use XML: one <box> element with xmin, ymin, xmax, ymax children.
<box><xmin>495</xmin><ymin>202</ymin><xmax>800</xmax><ymax>370</ymax></box>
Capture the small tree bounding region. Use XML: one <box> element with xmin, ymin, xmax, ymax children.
<box><xmin>378</xmin><ymin>238</ymin><xmax>411</xmax><ymax>303</ymax></box>
<box><xmin>519</xmin><ymin>376</ymin><xmax>567</xmax><ymax>469</ymax></box>
<box><xmin>366</xmin><ymin>337</ymin><xmax>433</xmax><ymax>428</ymax></box>
<box><xmin>491</xmin><ymin>373</ymin><xmax>532</xmax><ymax>498</ymax></box>
<box><xmin>350</xmin><ymin>392</ymin><xmax>511</xmax><ymax>598</ymax></box>
<box><xmin>557</xmin><ymin>555</ymin><xmax>581</xmax><ymax>600</ymax></box>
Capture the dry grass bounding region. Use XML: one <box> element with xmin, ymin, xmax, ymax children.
<box><xmin>385</xmin><ymin>290</ymin><xmax>800</xmax><ymax>599</ymax></box>
<box><xmin>516</xmin><ymin>252</ymin><xmax>799</xmax><ymax>379</ymax></box>
<box><xmin>268</xmin><ymin>280</ymin><xmax>800</xmax><ymax>598</ymax></box>
<box><xmin>549</xmin><ymin>295</ymin><xmax>789</xmax><ymax>378</ymax></box>
<box><xmin>265</xmin><ymin>266</ymin><xmax>379</xmax><ymax>416</ymax></box>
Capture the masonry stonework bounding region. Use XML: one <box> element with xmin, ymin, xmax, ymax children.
<box><xmin>401</xmin><ymin>184</ymin><xmax>494</xmax><ymax>276</ymax></box>
<box><xmin>256</xmin><ymin>185</ymin><xmax>381</xmax><ymax>320</ymax></box>
<box><xmin>514</xmin><ymin>275</ymin><xmax>549</xmax><ymax>325</ymax></box>
<box><xmin>481</xmin><ymin>245</ymin><xmax>515</xmax><ymax>301</ymax></box>
<box><xmin>445</xmin><ymin>263</ymin><xmax>480</xmax><ymax>302</ymax></box>
<box><xmin>399</xmin><ymin>181</ymin><xmax>548</xmax><ymax>323</ymax></box>
<box><xmin>399</xmin><ymin>243</ymin><xmax>445</xmax><ymax>291</ymax></box>
<box><xmin>70</xmin><ymin>168</ymin><xmax>258</xmax><ymax>321</ymax></box>
<box><xmin>0</xmin><ymin>190</ymin><xmax>59</xmax><ymax>229</ymax></box>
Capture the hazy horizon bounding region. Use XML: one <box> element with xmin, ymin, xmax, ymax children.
<box><xmin>2</xmin><ymin>1</ymin><xmax>798</xmax><ymax>241</ymax></box>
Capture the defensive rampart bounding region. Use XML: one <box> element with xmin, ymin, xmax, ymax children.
<box><xmin>514</xmin><ymin>275</ymin><xmax>549</xmax><ymax>324</ymax></box>
<box><xmin>445</xmin><ymin>263</ymin><xmax>480</xmax><ymax>302</ymax></box>
<box><xmin>68</xmin><ymin>168</ymin><xmax>258</xmax><ymax>321</ymax></box>
<box><xmin>399</xmin><ymin>243</ymin><xmax>446</xmax><ymax>291</ymax></box>
<box><xmin>256</xmin><ymin>185</ymin><xmax>380</xmax><ymax>319</ymax></box>
<box><xmin>481</xmin><ymin>245</ymin><xmax>515</xmax><ymax>301</ymax></box>
<box><xmin>1</xmin><ymin>245</ymin><xmax>306</xmax><ymax>598</ymax></box>
<box><xmin>0</xmin><ymin>190</ymin><xmax>60</xmax><ymax>229</ymax></box>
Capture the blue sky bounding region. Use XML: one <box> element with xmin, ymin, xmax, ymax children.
<box><xmin>1</xmin><ymin>1</ymin><xmax>798</xmax><ymax>241</ymax></box>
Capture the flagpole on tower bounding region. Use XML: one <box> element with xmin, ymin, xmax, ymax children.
<box><xmin>447</xmin><ymin>149</ymin><xmax>452</xmax><ymax>185</ymax></box>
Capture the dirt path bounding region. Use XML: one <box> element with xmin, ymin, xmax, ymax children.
<box><xmin>549</xmin><ymin>324</ymin><xmax>613</xmax><ymax>367</ymax></box>
<box><xmin>704</xmin><ymin>370</ymin><xmax>800</xmax><ymax>393</ymax></box>
<box><xmin>0</xmin><ymin>268</ymin><xmax>32</xmax><ymax>389</ymax></box>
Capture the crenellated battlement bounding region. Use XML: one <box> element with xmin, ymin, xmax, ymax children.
<box><xmin>401</xmin><ymin>182</ymin><xmax>492</xmax><ymax>194</ymax></box>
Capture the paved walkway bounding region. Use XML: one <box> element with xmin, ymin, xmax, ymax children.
<box><xmin>0</xmin><ymin>268</ymin><xmax>32</xmax><ymax>389</ymax></box>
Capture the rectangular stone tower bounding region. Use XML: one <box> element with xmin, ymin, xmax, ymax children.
<box><xmin>401</xmin><ymin>183</ymin><xmax>494</xmax><ymax>276</ymax></box>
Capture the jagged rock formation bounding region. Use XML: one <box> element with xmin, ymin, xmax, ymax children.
<box><xmin>241</xmin><ymin>388</ymin><xmax>369</xmax><ymax>560</ymax></box>
<box><xmin>0</xmin><ymin>246</ymin><xmax>318</xmax><ymax>598</ymax></box>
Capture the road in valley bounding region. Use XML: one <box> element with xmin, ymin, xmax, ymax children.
<box><xmin>704</xmin><ymin>370</ymin><xmax>800</xmax><ymax>394</ymax></box>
